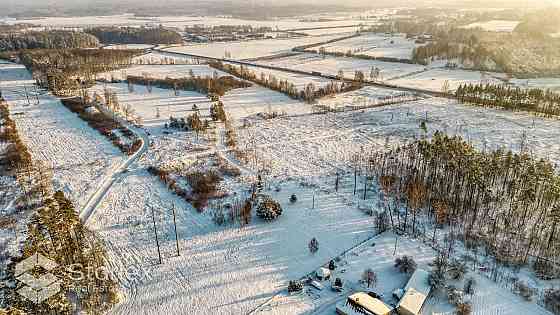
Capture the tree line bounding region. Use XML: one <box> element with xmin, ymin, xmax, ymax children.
<box><xmin>85</xmin><ymin>26</ymin><xmax>183</xmax><ymax>45</ymax></box>
<box><xmin>208</xmin><ymin>61</ymin><xmax>362</xmax><ymax>103</ymax></box>
<box><xmin>456</xmin><ymin>83</ymin><xmax>560</xmax><ymax>118</ymax></box>
<box><xmin>0</xmin><ymin>31</ymin><xmax>99</xmax><ymax>51</ymax></box>
<box><xmin>371</xmin><ymin>132</ymin><xmax>560</xmax><ymax>279</ymax></box>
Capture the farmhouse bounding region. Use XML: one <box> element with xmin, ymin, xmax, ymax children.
<box><xmin>336</xmin><ymin>292</ymin><xmax>392</xmax><ymax>315</ymax></box>
<box><xmin>397</xmin><ymin>269</ymin><xmax>431</xmax><ymax>315</ymax></box>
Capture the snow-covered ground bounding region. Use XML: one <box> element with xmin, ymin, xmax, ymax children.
<box><xmin>510</xmin><ymin>77</ymin><xmax>560</xmax><ymax>93</ymax></box>
<box><xmin>0</xmin><ymin>62</ymin><xmax>124</xmax><ymax>210</ymax></box>
<box><xmin>256</xmin><ymin>53</ymin><xmax>427</xmax><ymax>81</ymax></box>
<box><xmin>104</xmin><ymin>44</ymin><xmax>155</xmax><ymax>50</ymax></box>
<box><xmin>463</xmin><ymin>20</ymin><xmax>520</xmax><ymax>32</ymax></box>
<box><xmin>312</xmin><ymin>33</ymin><xmax>421</xmax><ymax>60</ymax></box>
<box><xmin>236</xmin><ymin>96</ymin><xmax>560</xmax><ymax>181</ymax></box>
<box><xmin>300</xmin><ymin>27</ymin><xmax>360</xmax><ymax>36</ymax></box>
<box><xmin>162</xmin><ymin>35</ymin><xmax>346</xmax><ymax>60</ymax></box>
<box><xmin>229</xmin><ymin>63</ymin><xmax>335</xmax><ymax>90</ymax></box>
<box><xmin>98</xmin><ymin>64</ymin><xmax>227</xmax><ymax>81</ymax></box>
<box><xmin>388</xmin><ymin>68</ymin><xmax>506</xmax><ymax>92</ymax></box>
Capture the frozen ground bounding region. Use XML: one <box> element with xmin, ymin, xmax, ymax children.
<box><xmin>300</xmin><ymin>27</ymin><xmax>360</xmax><ymax>36</ymax></box>
<box><xmin>162</xmin><ymin>35</ymin><xmax>346</xmax><ymax>60</ymax></box>
<box><xmin>236</xmin><ymin>96</ymin><xmax>560</xmax><ymax>181</ymax></box>
<box><xmin>510</xmin><ymin>77</ymin><xmax>560</xmax><ymax>93</ymax></box>
<box><xmin>98</xmin><ymin>64</ymin><xmax>228</xmax><ymax>81</ymax></box>
<box><xmin>256</xmin><ymin>53</ymin><xmax>427</xmax><ymax>81</ymax></box>
<box><xmin>463</xmin><ymin>20</ymin><xmax>520</xmax><ymax>32</ymax></box>
<box><xmin>0</xmin><ymin>62</ymin><xmax>124</xmax><ymax>210</ymax></box>
<box><xmin>388</xmin><ymin>68</ymin><xmax>506</xmax><ymax>92</ymax></box>
<box><xmin>229</xmin><ymin>63</ymin><xmax>335</xmax><ymax>90</ymax></box>
<box><xmin>104</xmin><ymin>44</ymin><xmax>155</xmax><ymax>50</ymax></box>
<box><xmin>312</xmin><ymin>33</ymin><xmax>421</xmax><ymax>60</ymax></box>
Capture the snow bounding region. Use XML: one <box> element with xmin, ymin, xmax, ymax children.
<box><xmin>510</xmin><ymin>77</ymin><xmax>560</xmax><ymax>93</ymax></box>
<box><xmin>313</xmin><ymin>33</ymin><xmax>422</xmax><ymax>60</ymax></box>
<box><xmin>98</xmin><ymin>64</ymin><xmax>227</xmax><ymax>81</ymax></box>
<box><xmin>0</xmin><ymin>62</ymin><xmax>124</xmax><ymax>210</ymax></box>
<box><xmin>256</xmin><ymin>53</ymin><xmax>427</xmax><ymax>81</ymax></box>
<box><xmin>228</xmin><ymin>63</ymin><xmax>334</xmax><ymax>90</ymax></box>
<box><xmin>463</xmin><ymin>20</ymin><xmax>520</xmax><ymax>32</ymax></box>
<box><xmin>103</xmin><ymin>44</ymin><xmax>155</xmax><ymax>50</ymax></box>
<box><xmin>162</xmin><ymin>35</ymin><xmax>347</xmax><ymax>60</ymax></box>
<box><xmin>301</xmin><ymin>27</ymin><xmax>360</xmax><ymax>36</ymax></box>
<box><xmin>388</xmin><ymin>68</ymin><xmax>506</xmax><ymax>92</ymax></box>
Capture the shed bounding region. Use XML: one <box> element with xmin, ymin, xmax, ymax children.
<box><xmin>336</xmin><ymin>292</ymin><xmax>392</xmax><ymax>315</ymax></box>
<box><xmin>397</xmin><ymin>269</ymin><xmax>431</xmax><ymax>315</ymax></box>
<box><xmin>316</xmin><ymin>267</ymin><xmax>331</xmax><ymax>281</ymax></box>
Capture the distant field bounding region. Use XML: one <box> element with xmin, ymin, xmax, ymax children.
<box><xmin>311</xmin><ymin>33</ymin><xmax>421</xmax><ymax>60</ymax></box>
<box><xmin>464</xmin><ymin>20</ymin><xmax>520</xmax><ymax>32</ymax></box>
<box><xmin>162</xmin><ymin>34</ymin><xmax>345</xmax><ymax>60</ymax></box>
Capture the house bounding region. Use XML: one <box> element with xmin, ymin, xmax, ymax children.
<box><xmin>336</xmin><ymin>292</ymin><xmax>392</xmax><ymax>315</ymax></box>
<box><xmin>397</xmin><ymin>269</ymin><xmax>431</xmax><ymax>315</ymax></box>
<box><xmin>316</xmin><ymin>267</ymin><xmax>331</xmax><ymax>281</ymax></box>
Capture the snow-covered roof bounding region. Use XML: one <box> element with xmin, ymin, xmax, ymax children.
<box><xmin>316</xmin><ymin>267</ymin><xmax>331</xmax><ymax>278</ymax></box>
<box><xmin>397</xmin><ymin>288</ymin><xmax>427</xmax><ymax>315</ymax></box>
<box><xmin>404</xmin><ymin>269</ymin><xmax>431</xmax><ymax>296</ymax></box>
<box><xmin>340</xmin><ymin>292</ymin><xmax>392</xmax><ymax>315</ymax></box>
<box><xmin>397</xmin><ymin>269</ymin><xmax>431</xmax><ymax>315</ymax></box>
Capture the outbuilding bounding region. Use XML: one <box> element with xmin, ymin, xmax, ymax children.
<box><xmin>397</xmin><ymin>269</ymin><xmax>431</xmax><ymax>315</ymax></box>
<box><xmin>336</xmin><ymin>292</ymin><xmax>392</xmax><ymax>315</ymax></box>
<box><xmin>316</xmin><ymin>267</ymin><xmax>331</xmax><ymax>281</ymax></box>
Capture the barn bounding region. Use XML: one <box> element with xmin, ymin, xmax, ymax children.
<box><xmin>336</xmin><ymin>292</ymin><xmax>392</xmax><ymax>315</ymax></box>
<box><xmin>397</xmin><ymin>269</ymin><xmax>431</xmax><ymax>315</ymax></box>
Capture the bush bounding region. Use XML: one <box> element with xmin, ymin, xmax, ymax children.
<box><xmin>395</xmin><ymin>255</ymin><xmax>417</xmax><ymax>274</ymax></box>
<box><xmin>288</xmin><ymin>280</ymin><xmax>304</xmax><ymax>293</ymax></box>
<box><xmin>447</xmin><ymin>286</ymin><xmax>464</xmax><ymax>306</ymax></box>
<box><xmin>514</xmin><ymin>280</ymin><xmax>536</xmax><ymax>301</ymax></box>
<box><xmin>456</xmin><ymin>302</ymin><xmax>472</xmax><ymax>315</ymax></box>
<box><xmin>429</xmin><ymin>268</ymin><xmax>446</xmax><ymax>291</ymax></box>
<box><xmin>448</xmin><ymin>259</ymin><xmax>467</xmax><ymax>280</ymax></box>
<box><xmin>255</xmin><ymin>195</ymin><xmax>283</xmax><ymax>221</ymax></box>
<box><xmin>544</xmin><ymin>288</ymin><xmax>560</xmax><ymax>314</ymax></box>
<box><xmin>328</xmin><ymin>260</ymin><xmax>336</xmax><ymax>270</ymax></box>
<box><xmin>463</xmin><ymin>277</ymin><xmax>476</xmax><ymax>295</ymax></box>
<box><xmin>308</xmin><ymin>238</ymin><xmax>319</xmax><ymax>254</ymax></box>
<box><xmin>362</xmin><ymin>268</ymin><xmax>377</xmax><ymax>288</ymax></box>
<box><xmin>290</xmin><ymin>194</ymin><xmax>298</xmax><ymax>203</ymax></box>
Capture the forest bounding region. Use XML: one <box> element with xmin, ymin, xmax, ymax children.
<box><xmin>0</xmin><ymin>31</ymin><xmax>99</xmax><ymax>51</ymax></box>
<box><xmin>85</xmin><ymin>26</ymin><xmax>183</xmax><ymax>45</ymax></box>
<box><xmin>370</xmin><ymin>132</ymin><xmax>560</xmax><ymax>280</ymax></box>
<box><xmin>19</xmin><ymin>49</ymin><xmax>140</xmax><ymax>96</ymax></box>
<box><xmin>456</xmin><ymin>83</ymin><xmax>560</xmax><ymax>117</ymax></box>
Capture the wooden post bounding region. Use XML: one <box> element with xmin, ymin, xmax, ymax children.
<box><xmin>335</xmin><ymin>172</ymin><xmax>339</xmax><ymax>192</ymax></box>
<box><xmin>312</xmin><ymin>192</ymin><xmax>315</xmax><ymax>209</ymax></box>
<box><xmin>363</xmin><ymin>176</ymin><xmax>367</xmax><ymax>200</ymax></box>
<box><xmin>171</xmin><ymin>203</ymin><xmax>180</xmax><ymax>257</ymax></box>
<box><xmin>353</xmin><ymin>169</ymin><xmax>357</xmax><ymax>195</ymax></box>
<box><xmin>150</xmin><ymin>205</ymin><xmax>162</xmax><ymax>264</ymax></box>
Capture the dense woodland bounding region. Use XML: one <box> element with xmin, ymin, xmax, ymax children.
<box><xmin>209</xmin><ymin>61</ymin><xmax>362</xmax><ymax>103</ymax></box>
<box><xmin>456</xmin><ymin>83</ymin><xmax>560</xmax><ymax>117</ymax></box>
<box><xmin>371</xmin><ymin>132</ymin><xmax>560</xmax><ymax>280</ymax></box>
<box><xmin>0</xmin><ymin>31</ymin><xmax>99</xmax><ymax>51</ymax></box>
<box><xmin>19</xmin><ymin>49</ymin><xmax>140</xmax><ymax>96</ymax></box>
<box><xmin>86</xmin><ymin>26</ymin><xmax>182</xmax><ymax>45</ymax></box>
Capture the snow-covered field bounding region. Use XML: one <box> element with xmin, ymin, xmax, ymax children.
<box><xmin>463</xmin><ymin>20</ymin><xmax>520</xmax><ymax>32</ymax></box>
<box><xmin>230</xmin><ymin>63</ymin><xmax>335</xmax><ymax>90</ymax></box>
<box><xmin>510</xmin><ymin>77</ymin><xmax>560</xmax><ymax>93</ymax></box>
<box><xmin>257</xmin><ymin>53</ymin><xmax>427</xmax><ymax>81</ymax></box>
<box><xmin>98</xmin><ymin>64</ymin><xmax>227</xmax><ymax>81</ymax></box>
<box><xmin>389</xmin><ymin>68</ymin><xmax>505</xmax><ymax>92</ymax></box>
<box><xmin>312</xmin><ymin>33</ymin><xmax>421</xmax><ymax>60</ymax></box>
<box><xmin>300</xmin><ymin>27</ymin><xmax>360</xmax><ymax>36</ymax></box>
<box><xmin>162</xmin><ymin>35</ymin><xmax>346</xmax><ymax>60</ymax></box>
<box><xmin>0</xmin><ymin>62</ymin><xmax>124</xmax><ymax>210</ymax></box>
<box><xmin>104</xmin><ymin>44</ymin><xmax>155</xmax><ymax>50</ymax></box>
<box><xmin>236</xmin><ymin>96</ymin><xmax>560</xmax><ymax>181</ymax></box>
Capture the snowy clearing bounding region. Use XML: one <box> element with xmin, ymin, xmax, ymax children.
<box><xmin>388</xmin><ymin>68</ymin><xmax>506</xmax><ymax>92</ymax></box>
<box><xmin>463</xmin><ymin>20</ymin><xmax>520</xmax><ymax>32</ymax></box>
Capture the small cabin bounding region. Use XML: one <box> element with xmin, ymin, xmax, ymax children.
<box><xmin>316</xmin><ymin>267</ymin><xmax>331</xmax><ymax>281</ymax></box>
<box><xmin>336</xmin><ymin>292</ymin><xmax>392</xmax><ymax>315</ymax></box>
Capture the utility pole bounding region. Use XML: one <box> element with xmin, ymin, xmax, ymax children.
<box><xmin>171</xmin><ymin>202</ymin><xmax>180</xmax><ymax>257</ymax></box>
<box><xmin>363</xmin><ymin>176</ymin><xmax>368</xmax><ymax>200</ymax></box>
<box><xmin>353</xmin><ymin>169</ymin><xmax>357</xmax><ymax>195</ymax></box>
<box><xmin>150</xmin><ymin>204</ymin><xmax>162</xmax><ymax>265</ymax></box>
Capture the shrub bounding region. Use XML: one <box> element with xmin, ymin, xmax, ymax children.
<box><xmin>255</xmin><ymin>195</ymin><xmax>283</xmax><ymax>221</ymax></box>
<box><xmin>288</xmin><ymin>280</ymin><xmax>304</xmax><ymax>293</ymax></box>
<box><xmin>395</xmin><ymin>255</ymin><xmax>417</xmax><ymax>274</ymax></box>
<box><xmin>362</xmin><ymin>268</ymin><xmax>377</xmax><ymax>288</ymax></box>
<box><xmin>456</xmin><ymin>302</ymin><xmax>472</xmax><ymax>315</ymax></box>
<box><xmin>544</xmin><ymin>288</ymin><xmax>560</xmax><ymax>314</ymax></box>
<box><xmin>448</xmin><ymin>259</ymin><xmax>467</xmax><ymax>280</ymax></box>
<box><xmin>308</xmin><ymin>238</ymin><xmax>319</xmax><ymax>254</ymax></box>
<box><xmin>447</xmin><ymin>286</ymin><xmax>464</xmax><ymax>306</ymax></box>
<box><xmin>429</xmin><ymin>268</ymin><xmax>446</xmax><ymax>292</ymax></box>
<box><xmin>463</xmin><ymin>277</ymin><xmax>476</xmax><ymax>295</ymax></box>
<box><xmin>514</xmin><ymin>280</ymin><xmax>536</xmax><ymax>301</ymax></box>
<box><xmin>328</xmin><ymin>260</ymin><xmax>336</xmax><ymax>270</ymax></box>
<box><xmin>290</xmin><ymin>194</ymin><xmax>298</xmax><ymax>203</ymax></box>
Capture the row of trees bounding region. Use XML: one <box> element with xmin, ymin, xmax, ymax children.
<box><xmin>86</xmin><ymin>26</ymin><xmax>182</xmax><ymax>45</ymax></box>
<box><xmin>0</xmin><ymin>31</ymin><xmax>99</xmax><ymax>51</ymax></box>
<box><xmin>126</xmin><ymin>72</ymin><xmax>251</xmax><ymax>97</ymax></box>
<box><xmin>208</xmin><ymin>61</ymin><xmax>361</xmax><ymax>103</ymax></box>
<box><xmin>456</xmin><ymin>83</ymin><xmax>560</xmax><ymax>117</ymax></box>
<box><xmin>373</xmin><ymin>132</ymin><xmax>560</xmax><ymax>278</ymax></box>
